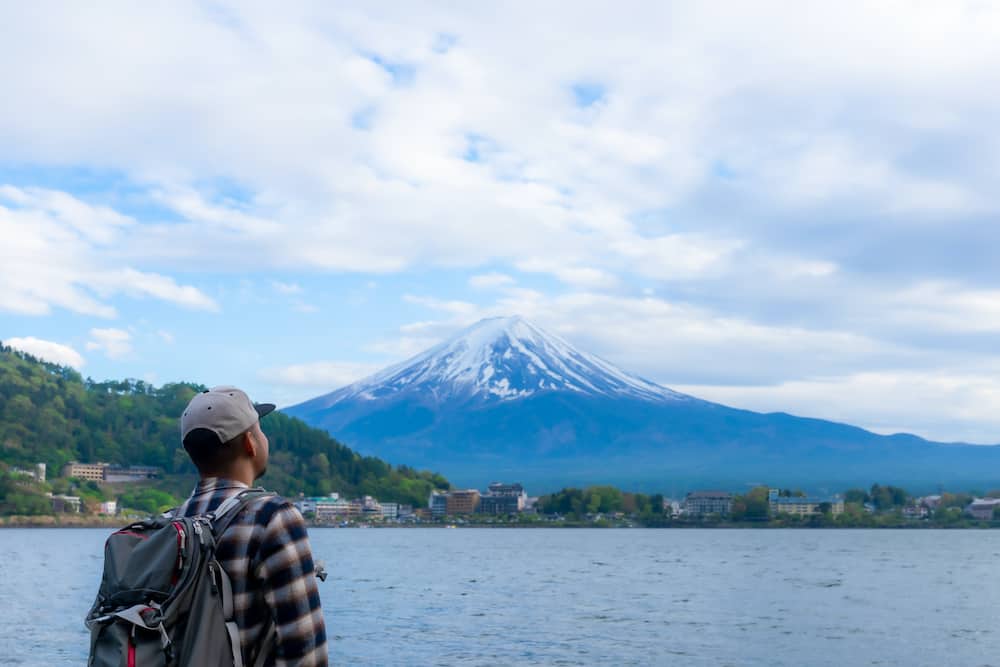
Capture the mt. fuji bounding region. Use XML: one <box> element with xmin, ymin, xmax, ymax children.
<box><xmin>303</xmin><ymin>316</ymin><xmax>688</xmax><ymax>407</ymax></box>
<box><xmin>286</xmin><ymin>316</ymin><xmax>1000</xmax><ymax>493</ymax></box>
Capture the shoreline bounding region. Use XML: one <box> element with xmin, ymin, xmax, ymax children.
<box><xmin>3</xmin><ymin>517</ymin><xmax>997</xmax><ymax>529</ymax></box>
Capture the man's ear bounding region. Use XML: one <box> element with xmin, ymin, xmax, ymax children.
<box><xmin>242</xmin><ymin>430</ymin><xmax>257</xmax><ymax>458</ymax></box>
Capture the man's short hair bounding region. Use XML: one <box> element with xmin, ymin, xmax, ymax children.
<box><xmin>182</xmin><ymin>427</ymin><xmax>245</xmax><ymax>473</ymax></box>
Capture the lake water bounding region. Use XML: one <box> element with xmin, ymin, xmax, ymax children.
<box><xmin>1</xmin><ymin>528</ymin><xmax>999</xmax><ymax>666</ymax></box>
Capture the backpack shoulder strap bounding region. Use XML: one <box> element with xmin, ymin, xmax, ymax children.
<box><xmin>209</xmin><ymin>488</ymin><xmax>276</xmax><ymax>538</ymax></box>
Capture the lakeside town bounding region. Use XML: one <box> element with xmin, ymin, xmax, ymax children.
<box><xmin>5</xmin><ymin>459</ymin><xmax>1000</xmax><ymax>528</ymax></box>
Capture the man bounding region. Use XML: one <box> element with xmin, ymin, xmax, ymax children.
<box><xmin>177</xmin><ymin>386</ymin><xmax>328</xmax><ymax>666</ymax></box>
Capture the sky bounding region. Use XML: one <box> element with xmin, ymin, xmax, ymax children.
<box><xmin>2</xmin><ymin>2</ymin><xmax>1000</xmax><ymax>444</ymax></box>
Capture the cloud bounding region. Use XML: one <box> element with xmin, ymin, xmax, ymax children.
<box><xmin>0</xmin><ymin>186</ymin><xmax>217</xmax><ymax>317</ymax></box>
<box><xmin>3</xmin><ymin>3</ymin><xmax>1000</xmax><ymax>441</ymax></box>
<box><xmin>673</xmin><ymin>370</ymin><xmax>1000</xmax><ymax>445</ymax></box>
<box><xmin>86</xmin><ymin>328</ymin><xmax>132</xmax><ymax>359</ymax></box>
<box><xmin>261</xmin><ymin>361</ymin><xmax>381</xmax><ymax>392</ymax></box>
<box><xmin>402</xmin><ymin>294</ymin><xmax>478</xmax><ymax>316</ymax></box>
<box><xmin>4</xmin><ymin>336</ymin><xmax>85</xmax><ymax>369</ymax></box>
<box><xmin>7</xmin><ymin>2</ymin><xmax>997</xmax><ymax>289</ymax></box>
<box><xmin>468</xmin><ymin>272</ymin><xmax>515</xmax><ymax>289</ymax></box>
<box><xmin>293</xmin><ymin>302</ymin><xmax>319</xmax><ymax>313</ymax></box>
<box><xmin>272</xmin><ymin>281</ymin><xmax>302</xmax><ymax>294</ymax></box>
<box><xmin>92</xmin><ymin>269</ymin><xmax>218</xmax><ymax>311</ymax></box>
<box><xmin>157</xmin><ymin>330</ymin><xmax>175</xmax><ymax>344</ymax></box>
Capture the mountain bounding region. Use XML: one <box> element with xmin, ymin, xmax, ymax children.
<box><xmin>286</xmin><ymin>316</ymin><xmax>1000</xmax><ymax>494</ymax></box>
<box><xmin>0</xmin><ymin>343</ymin><xmax>448</xmax><ymax>513</ymax></box>
<box><xmin>306</xmin><ymin>316</ymin><xmax>689</xmax><ymax>406</ymax></box>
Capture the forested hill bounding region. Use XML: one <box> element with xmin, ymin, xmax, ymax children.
<box><xmin>0</xmin><ymin>343</ymin><xmax>449</xmax><ymax>507</ymax></box>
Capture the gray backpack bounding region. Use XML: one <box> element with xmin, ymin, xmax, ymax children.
<box><xmin>86</xmin><ymin>488</ymin><xmax>275</xmax><ymax>667</ymax></box>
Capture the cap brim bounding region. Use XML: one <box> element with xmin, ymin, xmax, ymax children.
<box><xmin>254</xmin><ymin>403</ymin><xmax>276</xmax><ymax>419</ymax></box>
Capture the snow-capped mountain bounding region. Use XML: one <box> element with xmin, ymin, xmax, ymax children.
<box><xmin>310</xmin><ymin>315</ymin><xmax>688</xmax><ymax>409</ymax></box>
<box><xmin>285</xmin><ymin>316</ymin><xmax>1000</xmax><ymax>493</ymax></box>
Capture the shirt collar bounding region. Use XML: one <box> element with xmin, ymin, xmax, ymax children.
<box><xmin>193</xmin><ymin>477</ymin><xmax>249</xmax><ymax>495</ymax></box>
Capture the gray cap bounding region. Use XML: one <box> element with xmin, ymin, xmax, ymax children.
<box><xmin>181</xmin><ymin>385</ymin><xmax>276</xmax><ymax>444</ymax></box>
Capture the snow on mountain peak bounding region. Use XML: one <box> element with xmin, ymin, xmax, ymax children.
<box><xmin>320</xmin><ymin>315</ymin><xmax>689</xmax><ymax>406</ymax></box>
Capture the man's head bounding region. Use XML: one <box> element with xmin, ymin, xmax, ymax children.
<box><xmin>181</xmin><ymin>386</ymin><xmax>275</xmax><ymax>480</ymax></box>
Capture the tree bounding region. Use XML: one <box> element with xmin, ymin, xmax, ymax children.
<box><xmin>844</xmin><ymin>488</ymin><xmax>869</xmax><ymax>504</ymax></box>
<box><xmin>744</xmin><ymin>486</ymin><xmax>771</xmax><ymax>520</ymax></box>
<box><xmin>649</xmin><ymin>493</ymin><xmax>665</xmax><ymax>515</ymax></box>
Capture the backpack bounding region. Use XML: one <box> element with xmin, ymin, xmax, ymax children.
<box><xmin>86</xmin><ymin>488</ymin><xmax>276</xmax><ymax>667</ymax></box>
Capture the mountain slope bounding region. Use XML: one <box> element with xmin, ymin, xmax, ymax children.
<box><xmin>0</xmin><ymin>343</ymin><xmax>448</xmax><ymax>509</ymax></box>
<box><xmin>286</xmin><ymin>317</ymin><xmax>1000</xmax><ymax>493</ymax></box>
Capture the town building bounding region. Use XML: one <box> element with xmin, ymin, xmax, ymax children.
<box><xmin>429</xmin><ymin>491</ymin><xmax>448</xmax><ymax>518</ymax></box>
<box><xmin>295</xmin><ymin>493</ymin><xmax>341</xmax><ymax>518</ymax></box>
<box><xmin>294</xmin><ymin>493</ymin><xmax>370</xmax><ymax>522</ymax></box>
<box><xmin>61</xmin><ymin>462</ymin><xmax>107</xmax><ymax>482</ymax></box>
<box><xmin>103</xmin><ymin>465</ymin><xmax>162</xmax><ymax>483</ymax></box>
<box><xmin>683</xmin><ymin>491</ymin><xmax>733</xmax><ymax>516</ymax></box>
<box><xmin>478</xmin><ymin>482</ymin><xmax>527</xmax><ymax>515</ymax></box>
<box><xmin>51</xmin><ymin>494</ymin><xmax>81</xmax><ymax>513</ymax></box>
<box><xmin>665</xmin><ymin>499</ymin><xmax>682</xmax><ymax>517</ymax></box>
<box><xmin>965</xmin><ymin>498</ymin><xmax>1000</xmax><ymax>520</ymax></box>
<box><xmin>902</xmin><ymin>504</ymin><xmax>929</xmax><ymax>519</ymax></box>
<box><xmin>98</xmin><ymin>500</ymin><xmax>118</xmax><ymax>515</ymax></box>
<box><xmin>446</xmin><ymin>489</ymin><xmax>481</xmax><ymax>515</ymax></box>
<box><xmin>380</xmin><ymin>502</ymin><xmax>399</xmax><ymax>520</ymax></box>
<box><xmin>9</xmin><ymin>463</ymin><xmax>46</xmax><ymax>482</ymax></box>
<box><xmin>360</xmin><ymin>496</ymin><xmax>382</xmax><ymax>519</ymax></box>
<box><xmin>917</xmin><ymin>495</ymin><xmax>942</xmax><ymax>511</ymax></box>
<box><xmin>768</xmin><ymin>489</ymin><xmax>844</xmax><ymax>517</ymax></box>
<box><xmin>318</xmin><ymin>497</ymin><xmax>354</xmax><ymax>522</ymax></box>
<box><xmin>60</xmin><ymin>461</ymin><xmax>162</xmax><ymax>483</ymax></box>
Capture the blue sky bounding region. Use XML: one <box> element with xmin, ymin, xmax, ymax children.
<box><xmin>2</xmin><ymin>2</ymin><xmax>1000</xmax><ymax>443</ymax></box>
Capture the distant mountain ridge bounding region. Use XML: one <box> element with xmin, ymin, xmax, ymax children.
<box><xmin>286</xmin><ymin>316</ymin><xmax>1000</xmax><ymax>494</ymax></box>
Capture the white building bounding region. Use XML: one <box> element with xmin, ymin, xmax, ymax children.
<box><xmin>966</xmin><ymin>498</ymin><xmax>1000</xmax><ymax>520</ymax></box>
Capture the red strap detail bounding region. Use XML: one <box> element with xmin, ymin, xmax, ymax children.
<box><xmin>114</xmin><ymin>530</ymin><xmax>150</xmax><ymax>540</ymax></box>
<box><xmin>127</xmin><ymin>636</ymin><xmax>136</xmax><ymax>667</ymax></box>
<box><xmin>171</xmin><ymin>522</ymin><xmax>183</xmax><ymax>585</ymax></box>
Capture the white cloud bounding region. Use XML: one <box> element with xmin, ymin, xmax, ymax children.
<box><xmin>515</xmin><ymin>259</ymin><xmax>619</xmax><ymax>289</ymax></box>
<box><xmin>402</xmin><ymin>294</ymin><xmax>478</xmax><ymax>316</ymax></box>
<box><xmin>888</xmin><ymin>282</ymin><xmax>1000</xmax><ymax>333</ymax></box>
<box><xmin>157</xmin><ymin>330</ymin><xmax>175</xmax><ymax>344</ymax></box>
<box><xmin>4</xmin><ymin>2</ymin><xmax>995</xmax><ymax>288</ymax></box>
<box><xmin>272</xmin><ymin>281</ymin><xmax>302</xmax><ymax>294</ymax></box>
<box><xmin>2</xmin><ymin>3</ymin><xmax>1000</xmax><ymax>441</ymax></box>
<box><xmin>261</xmin><ymin>361</ymin><xmax>381</xmax><ymax>392</ymax></box>
<box><xmin>4</xmin><ymin>336</ymin><xmax>85</xmax><ymax>369</ymax></box>
<box><xmin>468</xmin><ymin>272</ymin><xmax>515</xmax><ymax>289</ymax></box>
<box><xmin>91</xmin><ymin>269</ymin><xmax>218</xmax><ymax>311</ymax></box>
<box><xmin>0</xmin><ymin>187</ymin><xmax>217</xmax><ymax>317</ymax></box>
<box><xmin>86</xmin><ymin>328</ymin><xmax>132</xmax><ymax>359</ymax></box>
<box><xmin>673</xmin><ymin>371</ymin><xmax>1000</xmax><ymax>445</ymax></box>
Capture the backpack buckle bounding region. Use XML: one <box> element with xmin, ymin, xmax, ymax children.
<box><xmin>139</xmin><ymin>606</ymin><xmax>162</xmax><ymax>627</ymax></box>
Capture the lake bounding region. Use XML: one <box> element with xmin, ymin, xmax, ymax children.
<box><xmin>1</xmin><ymin>528</ymin><xmax>999</xmax><ymax>666</ymax></box>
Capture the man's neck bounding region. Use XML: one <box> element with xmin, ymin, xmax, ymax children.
<box><xmin>201</xmin><ymin>467</ymin><xmax>255</xmax><ymax>487</ymax></box>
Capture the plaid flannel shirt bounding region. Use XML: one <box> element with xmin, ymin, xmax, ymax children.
<box><xmin>177</xmin><ymin>477</ymin><xmax>328</xmax><ymax>667</ymax></box>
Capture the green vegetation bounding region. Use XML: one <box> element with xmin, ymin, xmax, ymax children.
<box><xmin>0</xmin><ymin>343</ymin><xmax>449</xmax><ymax>516</ymax></box>
<box><xmin>537</xmin><ymin>481</ymin><xmax>1000</xmax><ymax>528</ymax></box>
<box><xmin>539</xmin><ymin>485</ymin><xmax>666</xmax><ymax>522</ymax></box>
